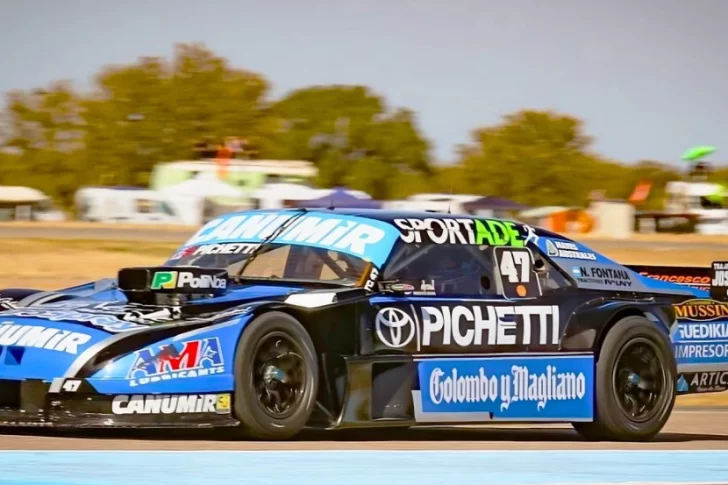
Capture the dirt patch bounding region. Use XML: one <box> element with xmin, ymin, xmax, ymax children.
<box><xmin>0</xmin><ymin>239</ymin><xmax>175</xmax><ymax>290</ymax></box>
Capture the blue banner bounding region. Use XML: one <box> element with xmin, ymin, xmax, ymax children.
<box><xmin>181</xmin><ymin>211</ymin><xmax>400</xmax><ymax>268</ymax></box>
<box><xmin>417</xmin><ymin>354</ymin><xmax>594</xmax><ymax>421</ymax></box>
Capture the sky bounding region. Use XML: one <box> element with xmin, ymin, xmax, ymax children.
<box><xmin>1</xmin><ymin>0</ymin><xmax>726</xmax><ymax>165</ymax></box>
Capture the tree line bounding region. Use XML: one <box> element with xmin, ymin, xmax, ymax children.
<box><xmin>0</xmin><ymin>43</ymin><xmax>717</xmax><ymax>210</ymax></box>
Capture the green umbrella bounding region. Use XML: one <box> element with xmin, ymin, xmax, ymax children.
<box><xmin>682</xmin><ymin>145</ymin><xmax>717</xmax><ymax>161</ymax></box>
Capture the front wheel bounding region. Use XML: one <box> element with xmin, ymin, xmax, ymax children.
<box><xmin>233</xmin><ymin>311</ymin><xmax>319</xmax><ymax>440</ymax></box>
<box><xmin>573</xmin><ymin>315</ymin><xmax>676</xmax><ymax>441</ymax></box>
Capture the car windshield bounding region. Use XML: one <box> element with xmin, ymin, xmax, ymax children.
<box><xmin>165</xmin><ymin>242</ymin><xmax>372</xmax><ymax>287</ymax></box>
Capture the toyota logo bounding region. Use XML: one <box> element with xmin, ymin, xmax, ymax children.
<box><xmin>375</xmin><ymin>307</ymin><xmax>416</xmax><ymax>348</ymax></box>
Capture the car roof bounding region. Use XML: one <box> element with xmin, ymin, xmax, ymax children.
<box><xmin>221</xmin><ymin>207</ymin><xmax>571</xmax><ymax>243</ymax></box>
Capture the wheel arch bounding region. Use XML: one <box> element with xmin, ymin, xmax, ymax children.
<box><xmin>562</xmin><ymin>298</ymin><xmax>674</xmax><ymax>353</ymax></box>
<box><xmin>234</xmin><ymin>302</ymin><xmax>354</xmax><ymax>427</ymax></box>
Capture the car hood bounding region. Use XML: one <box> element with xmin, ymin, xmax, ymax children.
<box><xmin>0</xmin><ymin>283</ymin><xmax>305</xmax><ymax>381</ymax></box>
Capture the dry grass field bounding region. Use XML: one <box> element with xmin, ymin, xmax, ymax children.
<box><xmin>1</xmin><ymin>235</ymin><xmax>727</xmax><ymax>406</ymax></box>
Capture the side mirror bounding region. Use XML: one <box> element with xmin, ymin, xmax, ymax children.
<box><xmin>480</xmin><ymin>275</ymin><xmax>491</xmax><ymax>292</ymax></box>
<box><xmin>379</xmin><ymin>281</ymin><xmax>415</xmax><ymax>294</ymax></box>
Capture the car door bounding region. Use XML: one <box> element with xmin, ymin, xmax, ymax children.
<box><xmin>367</xmin><ymin>241</ymin><xmax>570</xmax><ymax>355</ymax></box>
<box><xmin>363</xmin><ymin>239</ymin><xmax>594</xmax><ymax>423</ymax></box>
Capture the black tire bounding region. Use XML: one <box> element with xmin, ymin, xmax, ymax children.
<box><xmin>233</xmin><ymin>311</ymin><xmax>319</xmax><ymax>440</ymax></box>
<box><xmin>572</xmin><ymin>315</ymin><xmax>676</xmax><ymax>442</ymax></box>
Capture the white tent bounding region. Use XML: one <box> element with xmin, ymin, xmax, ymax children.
<box><xmin>251</xmin><ymin>183</ymin><xmax>322</xmax><ymax>209</ymax></box>
<box><xmin>159</xmin><ymin>172</ymin><xmax>245</xmax><ymax>199</ymax></box>
<box><xmin>0</xmin><ymin>186</ymin><xmax>48</xmax><ymax>203</ymax></box>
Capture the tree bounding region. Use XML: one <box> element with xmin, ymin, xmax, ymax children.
<box><xmin>81</xmin><ymin>44</ymin><xmax>276</xmax><ymax>186</ymax></box>
<box><xmin>271</xmin><ymin>85</ymin><xmax>432</xmax><ymax>198</ymax></box>
<box><xmin>456</xmin><ymin>110</ymin><xmax>637</xmax><ymax>207</ymax></box>
<box><xmin>0</xmin><ymin>44</ymin><xmax>684</xmax><ymax>211</ymax></box>
<box><xmin>2</xmin><ymin>43</ymin><xmax>277</xmax><ymax>198</ymax></box>
<box><xmin>1</xmin><ymin>82</ymin><xmax>87</xmax><ymax>204</ymax></box>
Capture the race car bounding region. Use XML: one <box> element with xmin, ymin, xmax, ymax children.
<box><xmin>0</xmin><ymin>208</ymin><xmax>726</xmax><ymax>441</ymax></box>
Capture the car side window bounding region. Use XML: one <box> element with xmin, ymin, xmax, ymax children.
<box><xmin>533</xmin><ymin>253</ymin><xmax>573</xmax><ymax>292</ymax></box>
<box><xmin>383</xmin><ymin>243</ymin><xmax>497</xmax><ymax>297</ymax></box>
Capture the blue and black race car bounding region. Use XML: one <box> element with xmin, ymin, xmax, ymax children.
<box><xmin>0</xmin><ymin>209</ymin><xmax>726</xmax><ymax>441</ymax></box>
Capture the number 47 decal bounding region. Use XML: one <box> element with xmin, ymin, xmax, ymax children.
<box><xmin>494</xmin><ymin>247</ymin><xmax>542</xmax><ymax>298</ymax></box>
<box><xmin>499</xmin><ymin>249</ymin><xmax>531</xmax><ymax>283</ymax></box>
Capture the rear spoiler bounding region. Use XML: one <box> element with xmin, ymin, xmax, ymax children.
<box><xmin>628</xmin><ymin>262</ymin><xmax>728</xmax><ymax>302</ymax></box>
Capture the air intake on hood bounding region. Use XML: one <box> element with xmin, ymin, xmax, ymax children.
<box><xmin>117</xmin><ymin>266</ymin><xmax>229</xmax><ymax>305</ymax></box>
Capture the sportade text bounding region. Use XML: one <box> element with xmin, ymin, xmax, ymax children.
<box><xmin>375</xmin><ymin>304</ymin><xmax>560</xmax><ymax>351</ymax></box>
<box><xmin>393</xmin><ymin>218</ymin><xmax>525</xmax><ymax>246</ymax></box>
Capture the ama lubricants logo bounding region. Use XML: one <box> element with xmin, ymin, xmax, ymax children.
<box><xmin>127</xmin><ymin>337</ymin><xmax>225</xmax><ymax>387</ymax></box>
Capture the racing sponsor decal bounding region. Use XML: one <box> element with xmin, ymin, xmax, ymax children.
<box><xmin>392</xmin><ymin>218</ymin><xmax>525</xmax><ymax>247</ymax></box>
<box><xmin>195</xmin><ymin>243</ymin><xmax>259</xmax><ymax>257</ymax></box>
<box><xmin>414</xmin><ymin>280</ymin><xmax>436</xmax><ymax>296</ymax></box>
<box><xmin>150</xmin><ymin>271</ymin><xmax>227</xmax><ymax>290</ymax></box>
<box><xmin>128</xmin><ymin>337</ymin><xmax>225</xmax><ymax>387</ymax></box>
<box><xmin>0</xmin><ymin>302</ymin><xmax>148</xmax><ymax>333</ymax></box>
<box><xmin>711</xmin><ymin>261</ymin><xmax>728</xmax><ymax>301</ymax></box>
<box><xmin>570</xmin><ymin>264</ymin><xmax>633</xmax><ymax>289</ymax></box>
<box><xmin>111</xmin><ymin>393</ymin><xmax>231</xmax><ymax>415</ymax></box>
<box><xmin>544</xmin><ymin>239</ymin><xmax>596</xmax><ymax>261</ymax></box>
<box><xmin>364</xmin><ymin>266</ymin><xmax>380</xmax><ymax>292</ymax></box>
<box><xmin>374</xmin><ymin>304</ymin><xmax>561</xmax><ymax>351</ymax></box>
<box><xmin>674</xmin><ymin>341</ymin><xmax>728</xmax><ymax>364</ymax></box>
<box><xmin>415</xmin><ymin>355</ymin><xmax>593</xmax><ymax>421</ymax></box>
<box><xmin>169</xmin><ymin>246</ymin><xmax>199</xmax><ymax>260</ymax></box>
<box><xmin>0</xmin><ymin>298</ymin><xmax>17</xmax><ymax>310</ymax></box>
<box><xmin>637</xmin><ymin>271</ymin><xmax>710</xmax><ymax>288</ymax></box>
<box><xmin>0</xmin><ymin>323</ymin><xmax>91</xmax><ymax>354</ymax></box>
<box><xmin>676</xmin><ymin>321</ymin><xmax>728</xmax><ymax>340</ymax></box>
<box><xmin>170</xmin><ymin>243</ymin><xmax>259</xmax><ymax>260</ymax></box>
<box><xmin>183</xmin><ymin>212</ymin><xmax>399</xmax><ymax>268</ymax></box>
<box><xmin>678</xmin><ymin>371</ymin><xmax>728</xmax><ymax>394</ymax></box>
<box><xmin>713</xmin><ymin>262</ymin><xmax>728</xmax><ymax>286</ymax></box>
<box><xmin>673</xmin><ymin>297</ymin><xmax>728</xmax><ymax>366</ymax></box>
<box><xmin>675</xmin><ymin>299</ymin><xmax>728</xmax><ymax>322</ymax></box>
<box><xmin>523</xmin><ymin>225</ymin><xmax>539</xmax><ymax>245</ymax></box>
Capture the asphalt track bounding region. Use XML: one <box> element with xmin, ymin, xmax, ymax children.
<box><xmin>0</xmin><ymin>409</ymin><xmax>726</xmax><ymax>450</ymax></box>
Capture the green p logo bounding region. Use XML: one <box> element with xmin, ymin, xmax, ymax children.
<box><xmin>150</xmin><ymin>271</ymin><xmax>178</xmax><ymax>290</ymax></box>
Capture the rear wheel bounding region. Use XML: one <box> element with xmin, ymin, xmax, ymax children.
<box><xmin>573</xmin><ymin>315</ymin><xmax>676</xmax><ymax>441</ymax></box>
<box><xmin>233</xmin><ymin>311</ymin><xmax>319</xmax><ymax>440</ymax></box>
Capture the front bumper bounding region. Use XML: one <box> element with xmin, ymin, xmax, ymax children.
<box><xmin>0</xmin><ymin>379</ymin><xmax>239</xmax><ymax>428</ymax></box>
